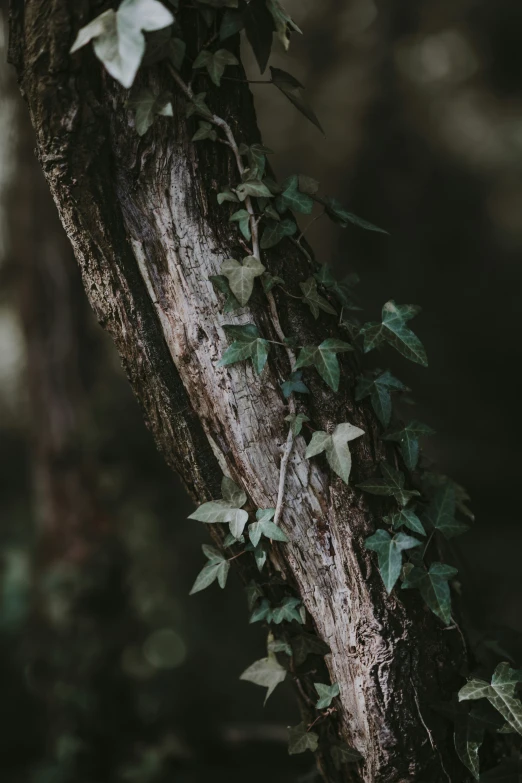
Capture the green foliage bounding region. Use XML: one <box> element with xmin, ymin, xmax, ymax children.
<box><xmin>192</xmin><ymin>120</ymin><xmax>217</xmax><ymax>142</ymax></box>
<box><xmin>285</xmin><ymin>413</ymin><xmax>309</xmax><ymax>436</ymax></box>
<box><xmin>299</xmin><ymin>277</ymin><xmax>337</xmax><ymax>319</ymax></box>
<box><xmin>314</xmin><ymin>682</ymin><xmax>340</xmax><ymax>709</ymax></box>
<box><xmin>385</xmin><ymin>420</ymin><xmax>435</xmax><ymax>470</ymax></box>
<box><xmin>70</xmin><ymin>0</ymin><xmax>174</xmax><ymax>88</ymax></box>
<box><xmin>287</xmin><ymin>722</ymin><xmax>319</xmax><ymax>755</ymax></box>
<box><xmin>384</xmin><ymin>507</ymin><xmax>426</xmax><ymax>536</ymax></box>
<box><xmin>422</xmin><ymin>482</ymin><xmax>469</xmax><ymax>539</ymax></box>
<box><xmin>291</xmin><ymin>631</ymin><xmax>331</xmax><ymax>666</ymax></box>
<box><xmin>305</xmin><ymin>423</ymin><xmax>365</xmax><ymax>484</ymax></box>
<box><xmin>249</xmin><ymin>508</ymin><xmax>289</xmax><ymax>547</ymax></box>
<box><xmin>209</xmin><ymin>275</ymin><xmax>241</xmax><ymax>312</ymax></box>
<box><xmin>402</xmin><ymin>562</ymin><xmax>458</xmax><ymax>625</ymax></box>
<box><xmin>260</xmin><ymin>218</ymin><xmax>297</xmax><ymax>249</ymax></box>
<box><xmin>355</xmin><ymin>370</ymin><xmax>408</xmax><ymax>428</ymax></box>
<box><xmin>277</xmin><ymin>175</ymin><xmax>314</xmax><ymax>215</ymax></box>
<box><xmin>129</xmin><ymin>87</ymin><xmax>173</xmax><ymax>136</ymax></box>
<box><xmin>250</xmin><ymin>595</ymin><xmax>304</xmax><ymax>625</ymax></box>
<box><xmin>192</xmin><ymin>48</ymin><xmax>239</xmax><ymax>87</ymax></box>
<box><xmin>240</xmin><ymin>650</ymin><xmax>286</xmax><ymax>704</ymax></box>
<box><xmin>218</xmin><ymin>324</ymin><xmax>270</xmax><ymax>374</ymax></box>
<box><xmin>188</xmin><ymin>475</ymin><xmax>249</xmax><ymax>538</ymax></box>
<box><xmin>270</xmin><ymin>67</ymin><xmax>324</xmax><ymax>133</ymax></box>
<box><xmin>459</xmin><ymin>663</ymin><xmax>522</xmax><ymax>735</ymax></box>
<box><xmin>360</xmin><ymin>301</ymin><xmax>428</xmax><ymax>366</ymax></box>
<box><xmin>281</xmin><ymin>371</ymin><xmax>310</xmax><ymax>399</ymax></box>
<box><xmin>365</xmin><ymin>529</ymin><xmax>421</xmax><ymax>593</ymax></box>
<box><xmin>186</xmin><ymin>92</ymin><xmax>213</xmax><ymax>119</ymax></box>
<box><xmin>357</xmin><ymin>462</ymin><xmax>420</xmax><ymax>507</ymax></box>
<box><xmin>295</xmin><ymin>339</ymin><xmax>353</xmax><ymax>392</ymax></box>
<box><xmin>320</xmin><ymin>196</ymin><xmax>388</xmax><ymax>234</ymax></box>
<box><xmin>454</xmin><ymin>711</ymin><xmax>485</xmax><ymax>780</ymax></box>
<box><xmin>220</xmin><ymin>256</ymin><xmax>265</xmax><ymax>306</ymax></box>
<box><xmin>190</xmin><ymin>544</ymin><xmax>230</xmax><ymax>594</ymax></box>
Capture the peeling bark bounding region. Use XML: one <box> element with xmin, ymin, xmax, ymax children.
<box><xmin>9</xmin><ymin>3</ymin><xmax>470</xmax><ymax>780</ymax></box>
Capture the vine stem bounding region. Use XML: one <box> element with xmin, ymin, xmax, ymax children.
<box><xmin>168</xmin><ymin>64</ymin><xmax>298</xmax><ymax>527</ymax></box>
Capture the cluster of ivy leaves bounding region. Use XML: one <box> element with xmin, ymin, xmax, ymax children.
<box><xmin>70</xmin><ymin>1</ymin><xmax>521</xmax><ymax>778</ymax></box>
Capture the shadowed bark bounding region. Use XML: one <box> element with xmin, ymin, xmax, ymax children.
<box><xmin>8</xmin><ymin>2</ymin><xmax>471</xmax><ymax>780</ymax></box>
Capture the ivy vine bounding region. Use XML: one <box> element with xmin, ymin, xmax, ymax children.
<box><xmin>70</xmin><ymin>1</ymin><xmax>522</xmax><ymax>779</ymax></box>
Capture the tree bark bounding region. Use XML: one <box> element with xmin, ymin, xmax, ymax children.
<box><xmin>9</xmin><ymin>3</ymin><xmax>469</xmax><ymax>780</ymax></box>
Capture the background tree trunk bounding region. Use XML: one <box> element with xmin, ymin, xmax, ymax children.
<box><xmin>9</xmin><ymin>3</ymin><xmax>469</xmax><ymax>780</ymax></box>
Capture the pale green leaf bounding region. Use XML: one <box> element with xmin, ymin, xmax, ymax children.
<box><xmin>365</xmin><ymin>529</ymin><xmax>421</xmax><ymax>593</ymax></box>
<box><xmin>240</xmin><ymin>652</ymin><xmax>287</xmax><ymax>703</ymax></box>
<box><xmin>314</xmin><ymin>682</ymin><xmax>340</xmax><ymax>709</ymax></box>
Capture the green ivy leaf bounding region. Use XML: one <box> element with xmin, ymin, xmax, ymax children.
<box><xmin>262</xmin><ymin>272</ymin><xmax>285</xmax><ymax>293</ymax></box>
<box><xmin>266</xmin><ymin>0</ymin><xmax>302</xmax><ymax>50</ymax></box>
<box><xmin>270</xmin><ymin>67</ymin><xmax>324</xmax><ymax>133</ymax></box>
<box><xmin>295</xmin><ymin>338</ymin><xmax>353</xmax><ymax>392</ymax></box>
<box><xmin>229</xmin><ymin>209</ymin><xmax>252</xmax><ymax>241</ymax></box>
<box><xmin>192</xmin><ymin>120</ymin><xmax>217</xmax><ymax>142</ymax></box>
<box><xmin>402</xmin><ymin>562</ymin><xmax>458</xmax><ymax>625</ymax></box>
<box><xmin>192</xmin><ymin>48</ymin><xmax>239</xmax><ymax>86</ymax></box>
<box><xmin>277</xmin><ymin>175</ymin><xmax>314</xmax><ymax>215</ymax></box>
<box><xmin>330</xmin><ymin>741</ymin><xmax>363</xmax><ymax>769</ymax></box>
<box><xmin>271</xmin><ymin>596</ymin><xmax>304</xmax><ymax>624</ymax></box>
<box><xmin>454</xmin><ymin>712</ymin><xmax>484</xmax><ymax>781</ymax></box>
<box><xmin>285</xmin><ymin>413</ymin><xmax>310</xmax><ymax>436</ymax></box>
<box><xmin>188</xmin><ymin>476</ymin><xmax>249</xmax><ymax>538</ymax></box>
<box><xmin>305</xmin><ymin>422</ymin><xmax>365</xmax><ymax>484</ymax></box>
<box><xmin>281</xmin><ymin>371</ymin><xmax>310</xmax><ymax>399</ymax></box>
<box><xmin>129</xmin><ymin>87</ymin><xmax>173</xmax><ymax>136</ymax></box>
<box><xmin>287</xmin><ymin>722</ymin><xmax>319</xmax><ymax>755</ymax></box>
<box><xmin>384</xmin><ymin>507</ymin><xmax>426</xmax><ymax>536</ymax></box>
<box><xmin>217</xmin><ymin>188</ymin><xmax>240</xmax><ymax>205</ymax></box>
<box><xmin>422</xmin><ymin>483</ymin><xmax>469</xmax><ymax>539</ymax></box>
<box><xmin>70</xmin><ymin>0</ymin><xmax>174</xmax><ymax>88</ymax></box>
<box><xmin>239</xmin><ymin>143</ymin><xmax>273</xmax><ymax>180</ymax></box>
<box><xmin>260</xmin><ymin>218</ymin><xmax>297</xmax><ymax>249</ymax></box>
<box><xmin>236</xmin><ymin>180</ymin><xmax>273</xmax><ymax>200</ymax></box>
<box><xmin>459</xmin><ymin>662</ymin><xmax>522</xmax><ymax>735</ymax></box>
<box><xmin>209</xmin><ymin>275</ymin><xmax>241</xmax><ymax>312</ymax></box>
<box><xmin>220</xmin><ymin>8</ymin><xmax>245</xmax><ymax>41</ymax></box>
<box><xmin>245</xmin><ymin>580</ymin><xmax>264</xmax><ymax>611</ymax></box>
<box><xmin>355</xmin><ymin>370</ymin><xmax>408</xmax><ymax>428</ymax></box>
<box><xmin>357</xmin><ymin>462</ymin><xmax>420</xmax><ymax>507</ymax></box>
<box><xmin>244</xmin><ymin>0</ymin><xmax>274</xmax><ymax>74</ymax></box>
<box><xmin>385</xmin><ymin>420</ymin><xmax>435</xmax><ymax>470</ymax></box>
<box><xmin>365</xmin><ymin>529</ymin><xmax>421</xmax><ymax>593</ymax></box>
<box><xmin>221</xmin><ymin>256</ymin><xmax>265</xmax><ymax>306</ymax></box>
<box><xmin>268</xmin><ymin>637</ymin><xmax>293</xmax><ymax>657</ymax></box>
<box><xmin>250</xmin><ymin>598</ymin><xmax>273</xmax><ymax>624</ymax></box>
<box><xmin>219</xmin><ymin>324</ymin><xmax>270</xmax><ymax>374</ymax></box>
<box><xmin>186</xmin><ymin>92</ymin><xmax>213</xmax><ymax>119</ymax></box>
<box><xmin>314</xmin><ymin>682</ymin><xmax>340</xmax><ymax>709</ymax></box>
<box><xmin>299</xmin><ymin>277</ymin><xmax>337</xmax><ymax>319</ymax></box>
<box><xmin>240</xmin><ymin>651</ymin><xmax>287</xmax><ymax>704</ymax></box>
<box><xmin>190</xmin><ymin>544</ymin><xmax>230</xmax><ymax>594</ymax></box>
<box><xmin>360</xmin><ymin>301</ymin><xmax>428</xmax><ymax>367</ymax></box>
<box><xmin>321</xmin><ymin>196</ymin><xmax>388</xmax><ymax>234</ymax></box>
<box><xmin>249</xmin><ymin>508</ymin><xmax>288</xmax><ymax>547</ymax></box>
<box><xmin>291</xmin><ymin>631</ymin><xmax>330</xmax><ymax>666</ymax></box>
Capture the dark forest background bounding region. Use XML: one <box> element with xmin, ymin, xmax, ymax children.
<box><xmin>0</xmin><ymin>1</ymin><xmax>521</xmax><ymax>781</ymax></box>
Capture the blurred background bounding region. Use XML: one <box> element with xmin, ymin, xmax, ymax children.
<box><xmin>0</xmin><ymin>0</ymin><xmax>521</xmax><ymax>780</ymax></box>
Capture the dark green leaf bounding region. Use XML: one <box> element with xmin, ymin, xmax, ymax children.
<box><xmin>365</xmin><ymin>529</ymin><xmax>421</xmax><ymax>593</ymax></box>
<box><xmin>299</xmin><ymin>277</ymin><xmax>337</xmax><ymax>319</ymax></box>
<box><xmin>295</xmin><ymin>339</ymin><xmax>353</xmax><ymax>392</ymax></box>
<box><xmin>360</xmin><ymin>301</ymin><xmax>428</xmax><ymax>367</ymax></box>
<box><xmin>281</xmin><ymin>371</ymin><xmax>310</xmax><ymax>399</ymax></box>
<box><xmin>422</xmin><ymin>483</ymin><xmax>469</xmax><ymax>539</ymax></box>
<box><xmin>260</xmin><ymin>218</ymin><xmax>297</xmax><ymax>249</ymax></box>
<box><xmin>385</xmin><ymin>420</ymin><xmax>435</xmax><ymax>470</ymax></box>
<box><xmin>287</xmin><ymin>722</ymin><xmax>319</xmax><ymax>755</ymax></box>
<box><xmin>291</xmin><ymin>631</ymin><xmax>330</xmax><ymax>666</ymax></box>
<box><xmin>270</xmin><ymin>67</ymin><xmax>324</xmax><ymax>133</ymax></box>
<box><xmin>322</xmin><ymin>196</ymin><xmax>388</xmax><ymax>234</ymax></box>
<box><xmin>402</xmin><ymin>562</ymin><xmax>458</xmax><ymax>625</ymax></box>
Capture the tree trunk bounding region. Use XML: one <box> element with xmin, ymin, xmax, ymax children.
<box><xmin>8</xmin><ymin>3</ymin><xmax>468</xmax><ymax>780</ymax></box>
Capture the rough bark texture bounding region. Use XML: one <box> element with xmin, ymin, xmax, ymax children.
<box><xmin>9</xmin><ymin>2</ymin><xmax>470</xmax><ymax>780</ymax></box>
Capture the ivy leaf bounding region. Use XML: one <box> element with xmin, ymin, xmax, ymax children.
<box><xmin>402</xmin><ymin>562</ymin><xmax>458</xmax><ymax>625</ymax></box>
<box><xmin>221</xmin><ymin>256</ymin><xmax>265</xmax><ymax>307</ymax></box>
<box><xmin>321</xmin><ymin>196</ymin><xmax>388</xmax><ymax>234</ymax></box>
<box><xmin>239</xmin><ymin>143</ymin><xmax>273</xmax><ymax>179</ymax></box>
<box><xmin>360</xmin><ymin>301</ymin><xmax>428</xmax><ymax>367</ymax></box>
<box><xmin>365</xmin><ymin>529</ymin><xmax>421</xmax><ymax>593</ymax></box>
<box><xmin>253</xmin><ymin>540</ymin><xmax>268</xmax><ymax>571</ymax></box>
<box><xmin>385</xmin><ymin>421</ymin><xmax>435</xmax><ymax>470</ymax></box>
<box><xmin>249</xmin><ymin>508</ymin><xmax>288</xmax><ymax>547</ymax></box>
<box><xmin>295</xmin><ymin>339</ymin><xmax>353</xmax><ymax>392</ymax></box>
<box><xmin>192</xmin><ymin>48</ymin><xmax>239</xmax><ymax>86</ymax></box>
<box><xmin>188</xmin><ymin>476</ymin><xmax>249</xmax><ymax>538</ymax></box>
<box><xmin>266</xmin><ymin>0</ymin><xmax>302</xmax><ymax>50</ymax></box>
<box><xmin>287</xmin><ymin>722</ymin><xmax>319</xmax><ymax>755</ymax></box>
<box><xmin>270</xmin><ymin>67</ymin><xmax>324</xmax><ymax>133</ymax></box>
<box><xmin>236</xmin><ymin>180</ymin><xmax>273</xmax><ymax>200</ymax></box>
<box><xmin>245</xmin><ymin>580</ymin><xmax>264</xmax><ymax>611</ymax></box>
<box><xmin>250</xmin><ymin>598</ymin><xmax>273</xmax><ymax>624</ymax></box>
<box><xmin>260</xmin><ymin>218</ymin><xmax>297</xmax><ymax>249</ymax></box>
<box><xmin>459</xmin><ymin>662</ymin><xmax>522</xmax><ymax>735</ymax></box>
<box><xmin>244</xmin><ymin>0</ymin><xmax>274</xmax><ymax>73</ymax></box>
<box><xmin>190</xmin><ymin>545</ymin><xmax>230</xmax><ymax>594</ymax></box>
<box><xmin>240</xmin><ymin>651</ymin><xmax>287</xmax><ymax>703</ymax></box>
<box><xmin>291</xmin><ymin>631</ymin><xmax>330</xmax><ymax>666</ymax></box>
<box><xmin>285</xmin><ymin>413</ymin><xmax>310</xmax><ymax>436</ymax></box>
<box><xmin>357</xmin><ymin>462</ymin><xmax>420</xmax><ymax>507</ymax></box>
<box><xmin>186</xmin><ymin>92</ymin><xmax>213</xmax><ymax>119</ymax></box>
<box><xmin>70</xmin><ymin>0</ymin><xmax>174</xmax><ymax>88</ymax></box>
<box><xmin>281</xmin><ymin>371</ymin><xmax>310</xmax><ymax>399</ymax></box>
<box><xmin>355</xmin><ymin>370</ymin><xmax>408</xmax><ymax>428</ymax></box>
<box><xmin>314</xmin><ymin>682</ymin><xmax>340</xmax><ymax>709</ymax></box>
<box><xmin>268</xmin><ymin>637</ymin><xmax>293</xmax><ymax>657</ymax></box>
<box><xmin>299</xmin><ymin>277</ymin><xmax>337</xmax><ymax>319</ymax></box>
<box><xmin>220</xmin><ymin>8</ymin><xmax>245</xmax><ymax>41</ymax></box>
<box><xmin>229</xmin><ymin>209</ymin><xmax>252</xmax><ymax>241</ymax></box>
<box><xmin>306</xmin><ymin>423</ymin><xmax>365</xmax><ymax>484</ymax></box>
<box><xmin>454</xmin><ymin>712</ymin><xmax>484</xmax><ymax>781</ymax></box>
<box><xmin>271</xmin><ymin>596</ymin><xmax>304</xmax><ymax>624</ymax></box>
<box><xmin>219</xmin><ymin>324</ymin><xmax>270</xmax><ymax>374</ymax></box>
<box><xmin>209</xmin><ymin>275</ymin><xmax>241</xmax><ymax>313</ymax></box>
<box><xmin>278</xmin><ymin>175</ymin><xmax>314</xmax><ymax>215</ymax></box>
<box><xmin>192</xmin><ymin>120</ymin><xmax>217</xmax><ymax>142</ymax></box>
<box><xmin>330</xmin><ymin>741</ymin><xmax>363</xmax><ymax>769</ymax></box>
<box><xmin>384</xmin><ymin>507</ymin><xmax>426</xmax><ymax>536</ymax></box>
<box><xmin>129</xmin><ymin>87</ymin><xmax>173</xmax><ymax>136</ymax></box>
<box><xmin>422</xmin><ymin>483</ymin><xmax>469</xmax><ymax>539</ymax></box>
<box><xmin>262</xmin><ymin>272</ymin><xmax>285</xmax><ymax>293</ymax></box>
